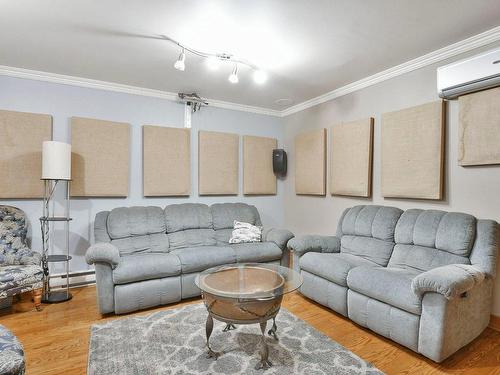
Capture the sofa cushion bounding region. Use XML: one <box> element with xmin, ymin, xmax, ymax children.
<box><xmin>214</xmin><ymin>228</ymin><xmax>234</xmax><ymax>244</ymax></box>
<box><xmin>340</xmin><ymin>205</ymin><xmax>403</xmax><ymax>241</ymax></box>
<box><xmin>347</xmin><ymin>266</ymin><xmax>422</xmax><ymax>315</ymax></box>
<box><xmin>167</xmin><ymin>229</ymin><xmax>217</xmax><ymax>250</ymax></box>
<box><xmin>340</xmin><ymin>235</ymin><xmax>395</xmax><ymax>266</ymax></box>
<box><xmin>111</xmin><ymin>233</ymin><xmax>169</xmax><ymax>256</ymax></box>
<box><xmin>112</xmin><ymin>253</ymin><xmax>181</xmax><ymax>285</ymax></box>
<box><xmin>300</xmin><ymin>253</ymin><xmax>377</xmax><ymax>287</ymax></box>
<box><xmin>388</xmin><ymin>244</ymin><xmax>470</xmax><ymax>273</ymax></box>
<box><xmin>0</xmin><ymin>265</ymin><xmax>43</xmax><ymax>298</ymax></box>
<box><xmin>395</xmin><ymin>209</ymin><xmax>476</xmax><ymax>256</ymax></box>
<box><xmin>230</xmin><ymin>242</ymin><xmax>282</xmax><ymax>263</ymax></box>
<box><xmin>107</xmin><ymin>206</ymin><xmax>166</xmax><ymax>239</ymax></box>
<box><xmin>164</xmin><ymin>203</ymin><xmax>212</xmax><ymax>233</ymax></box>
<box><xmin>171</xmin><ymin>246</ymin><xmax>237</xmax><ymax>273</ymax></box>
<box><xmin>210</xmin><ymin>203</ymin><xmax>262</xmax><ymax>230</ymax></box>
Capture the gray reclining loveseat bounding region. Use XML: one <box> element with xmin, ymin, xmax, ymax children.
<box><xmin>86</xmin><ymin>202</ymin><xmax>293</xmax><ymax>314</ymax></box>
<box><xmin>288</xmin><ymin>205</ymin><xmax>498</xmax><ymax>362</ymax></box>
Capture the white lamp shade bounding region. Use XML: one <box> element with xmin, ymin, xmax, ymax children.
<box><xmin>42</xmin><ymin>141</ymin><xmax>72</xmax><ymax>180</ymax></box>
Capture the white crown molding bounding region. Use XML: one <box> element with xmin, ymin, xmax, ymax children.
<box><xmin>1</xmin><ymin>26</ymin><xmax>499</xmax><ymax>119</ymax></box>
<box><xmin>0</xmin><ymin>65</ymin><xmax>282</xmax><ymax>117</ymax></box>
<box><xmin>281</xmin><ymin>25</ymin><xmax>500</xmax><ymax>117</ymax></box>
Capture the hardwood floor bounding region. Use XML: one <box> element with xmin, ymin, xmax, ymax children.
<box><xmin>1</xmin><ymin>286</ymin><xmax>499</xmax><ymax>374</ymax></box>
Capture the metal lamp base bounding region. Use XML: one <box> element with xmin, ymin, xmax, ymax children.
<box><xmin>42</xmin><ymin>290</ymin><xmax>72</xmax><ymax>303</ymax></box>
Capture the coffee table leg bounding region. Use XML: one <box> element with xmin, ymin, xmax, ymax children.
<box><xmin>205</xmin><ymin>314</ymin><xmax>220</xmax><ymax>359</ymax></box>
<box><xmin>255</xmin><ymin>321</ymin><xmax>272</xmax><ymax>370</ymax></box>
<box><xmin>267</xmin><ymin>317</ymin><xmax>278</xmax><ymax>340</ymax></box>
<box><xmin>223</xmin><ymin>323</ymin><xmax>236</xmax><ymax>332</ymax></box>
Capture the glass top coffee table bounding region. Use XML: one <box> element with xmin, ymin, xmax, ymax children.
<box><xmin>195</xmin><ymin>263</ymin><xmax>303</xmax><ymax>370</ymax></box>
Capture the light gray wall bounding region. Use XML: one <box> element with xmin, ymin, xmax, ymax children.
<box><xmin>283</xmin><ymin>43</ymin><xmax>500</xmax><ymax>316</ymax></box>
<box><xmin>0</xmin><ymin>75</ymin><xmax>285</xmax><ymax>274</ymax></box>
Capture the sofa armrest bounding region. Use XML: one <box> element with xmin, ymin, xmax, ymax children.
<box><xmin>262</xmin><ymin>228</ymin><xmax>294</xmax><ymax>250</ymax></box>
<box><xmin>85</xmin><ymin>243</ymin><xmax>120</xmax><ymax>268</ymax></box>
<box><xmin>411</xmin><ymin>264</ymin><xmax>485</xmax><ymax>300</ymax></box>
<box><xmin>288</xmin><ymin>235</ymin><xmax>341</xmax><ymax>256</ymax></box>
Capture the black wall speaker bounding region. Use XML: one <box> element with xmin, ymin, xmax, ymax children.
<box><xmin>273</xmin><ymin>149</ymin><xmax>287</xmax><ymax>176</ymax></box>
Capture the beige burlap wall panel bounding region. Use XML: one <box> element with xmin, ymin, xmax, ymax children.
<box><xmin>0</xmin><ymin>109</ymin><xmax>52</xmax><ymax>198</ymax></box>
<box><xmin>330</xmin><ymin>118</ymin><xmax>373</xmax><ymax>197</ymax></box>
<box><xmin>143</xmin><ymin>125</ymin><xmax>190</xmax><ymax>196</ymax></box>
<box><xmin>381</xmin><ymin>101</ymin><xmax>445</xmax><ymax>200</ymax></box>
<box><xmin>243</xmin><ymin>135</ymin><xmax>277</xmax><ymax>195</ymax></box>
<box><xmin>71</xmin><ymin>117</ymin><xmax>130</xmax><ymax>197</ymax></box>
<box><xmin>295</xmin><ymin>128</ymin><xmax>326</xmax><ymax>195</ymax></box>
<box><xmin>198</xmin><ymin>130</ymin><xmax>239</xmax><ymax>195</ymax></box>
<box><xmin>459</xmin><ymin>86</ymin><xmax>500</xmax><ymax>166</ymax></box>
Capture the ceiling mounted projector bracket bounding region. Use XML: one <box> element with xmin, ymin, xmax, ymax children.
<box><xmin>178</xmin><ymin>92</ymin><xmax>208</xmax><ymax>129</ymax></box>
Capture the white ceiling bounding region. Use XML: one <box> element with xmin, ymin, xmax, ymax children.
<box><xmin>1</xmin><ymin>0</ymin><xmax>499</xmax><ymax>111</ymax></box>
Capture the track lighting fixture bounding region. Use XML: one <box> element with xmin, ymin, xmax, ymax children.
<box><xmin>228</xmin><ymin>64</ymin><xmax>239</xmax><ymax>84</ymax></box>
<box><xmin>161</xmin><ymin>35</ymin><xmax>266</xmax><ymax>85</ymax></box>
<box><xmin>174</xmin><ymin>48</ymin><xmax>186</xmax><ymax>71</ymax></box>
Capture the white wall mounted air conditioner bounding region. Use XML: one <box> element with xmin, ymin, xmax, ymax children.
<box><xmin>437</xmin><ymin>48</ymin><xmax>500</xmax><ymax>99</ymax></box>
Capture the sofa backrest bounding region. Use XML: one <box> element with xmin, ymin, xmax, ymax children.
<box><xmin>336</xmin><ymin>205</ymin><xmax>403</xmax><ymax>266</ymax></box>
<box><xmin>99</xmin><ymin>206</ymin><xmax>169</xmax><ymax>256</ymax></box>
<box><xmin>389</xmin><ymin>209</ymin><xmax>499</xmax><ymax>276</ymax></box>
<box><xmin>164</xmin><ymin>203</ymin><xmax>216</xmax><ymax>250</ymax></box>
<box><xmin>93</xmin><ymin>202</ymin><xmax>263</xmax><ymax>253</ymax></box>
<box><xmin>210</xmin><ymin>203</ymin><xmax>262</xmax><ymax>244</ymax></box>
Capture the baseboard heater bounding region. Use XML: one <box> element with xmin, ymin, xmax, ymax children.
<box><xmin>49</xmin><ymin>270</ymin><xmax>96</xmax><ymax>290</ymax></box>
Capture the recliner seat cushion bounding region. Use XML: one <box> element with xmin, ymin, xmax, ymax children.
<box><xmin>395</xmin><ymin>209</ymin><xmax>476</xmax><ymax>256</ymax></box>
<box><xmin>167</xmin><ymin>229</ymin><xmax>217</xmax><ymax>250</ymax></box>
<box><xmin>337</xmin><ymin>206</ymin><xmax>403</xmax><ymax>266</ymax></box>
<box><xmin>340</xmin><ymin>205</ymin><xmax>403</xmax><ymax>241</ymax></box>
<box><xmin>388</xmin><ymin>244</ymin><xmax>470</xmax><ymax>273</ymax></box>
<box><xmin>230</xmin><ymin>242</ymin><xmax>282</xmax><ymax>263</ymax></box>
<box><xmin>210</xmin><ymin>203</ymin><xmax>262</xmax><ymax>230</ymax></box>
<box><xmin>111</xmin><ymin>233</ymin><xmax>169</xmax><ymax>256</ymax></box>
<box><xmin>214</xmin><ymin>228</ymin><xmax>234</xmax><ymax>244</ymax></box>
<box><xmin>113</xmin><ymin>253</ymin><xmax>181</xmax><ymax>285</ymax></box>
<box><xmin>300</xmin><ymin>253</ymin><xmax>377</xmax><ymax>287</ymax></box>
<box><xmin>391</xmin><ymin>209</ymin><xmax>475</xmax><ymax>272</ymax></box>
<box><xmin>107</xmin><ymin>206</ymin><xmax>166</xmax><ymax>239</ymax></box>
<box><xmin>164</xmin><ymin>203</ymin><xmax>212</xmax><ymax>233</ymax></box>
<box><xmin>171</xmin><ymin>246</ymin><xmax>237</xmax><ymax>273</ymax></box>
<box><xmin>107</xmin><ymin>207</ymin><xmax>169</xmax><ymax>255</ymax></box>
<box><xmin>347</xmin><ymin>266</ymin><xmax>422</xmax><ymax>315</ymax></box>
<box><xmin>340</xmin><ymin>235</ymin><xmax>395</xmax><ymax>266</ymax></box>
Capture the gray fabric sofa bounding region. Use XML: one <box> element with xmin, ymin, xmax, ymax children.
<box><xmin>288</xmin><ymin>205</ymin><xmax>498</xmax><ymax>363</ymax></box>
<box><xmin>86</xmin><ymin>203</ymin><xmax>293</xmax><ymax>315</ymax></box>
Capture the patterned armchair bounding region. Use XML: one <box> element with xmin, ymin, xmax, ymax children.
<box><xmin>0</xmin><ymin>206</ymin><xmax>43</xmax><ymax>311</ymax></box>
<box><xmin>0</xmin><ymin>324</ymin><xmax>25</xmax><ymax>375</ymax></box>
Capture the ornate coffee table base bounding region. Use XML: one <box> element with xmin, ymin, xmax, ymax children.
<box><xmin>222</xmin><ymin>323</ymin><xmax>236</xmax><ymax>332</ymax></box>
<box><xmin>196</xmin><ymin>264</ymin><xmax>303</xmax><ymax>370</ymax></box>
<box><xmin>205</xmin><ymin>314</ymin><xmax>279</xmax><ymax>370</ymax></box>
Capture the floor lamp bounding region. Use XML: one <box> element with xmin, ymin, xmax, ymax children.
<box><xmin>40</xmin><ymin>141</ymin><xmax>73</xmax><ymax>303</ymax></box>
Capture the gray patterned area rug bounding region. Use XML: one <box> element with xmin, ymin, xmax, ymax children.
<box><xmin>88</xmin><ymin>303</ymin><xmax>384</xmax><ymax>375</ymax></box>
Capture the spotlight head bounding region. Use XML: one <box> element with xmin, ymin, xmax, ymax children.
<box><xmin>174</xmin><ymin>49</ymin><xmax>186</xmax><ymax>71</ymax></box>
<box><xmin>228</xmin><ymin>64</ymin><xmax>239</xmax><ymax>84</ymax></box>
<box><xmin>253</xmin><ymin>69</ymin><xmax>267</xmax><ymax>84</ymax></box>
